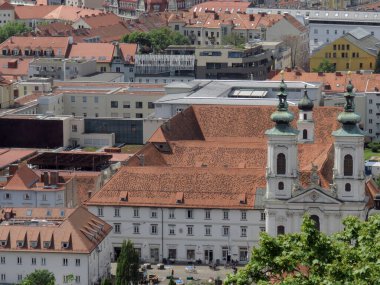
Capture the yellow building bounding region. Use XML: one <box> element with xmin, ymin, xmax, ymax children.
<box><xmin>310</xmin><ymin>28</ymin><xmax>378</xmax><ymax>72</ymax></box>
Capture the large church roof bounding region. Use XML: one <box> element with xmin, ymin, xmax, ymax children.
<box><xmin>87</xmin><ymin>105</ymin><xmax>342</xmax><ymax>209</ymax></box>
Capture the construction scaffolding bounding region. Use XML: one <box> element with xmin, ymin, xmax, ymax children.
<box><xmin>134</xmin><ymin>54</ymin><xmax>195</xmax><ymax>75</ymax></box>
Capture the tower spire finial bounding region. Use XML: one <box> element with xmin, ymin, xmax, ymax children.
<box><xmin>337</xmin><ymin>72</ymin><xmax>361</xmax><ymax>126</ymax></box>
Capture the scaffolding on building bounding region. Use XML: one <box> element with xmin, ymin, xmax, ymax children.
<box><xmin>134</xmin><ymin>54</ymin><xmax>195</xmax><ymax>75</ymax></box>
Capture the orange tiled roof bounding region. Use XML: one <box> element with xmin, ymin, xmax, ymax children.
<box><xmin>0</xmin><ymin>206</ymin><xmax>112</xmax><ymax>253</ymax></box>
<box><xmin>0</xmin><ymin>1</ymin><xmax>14</xmax><ymax>10</ymax></box>
<box><xmin>0</xmin><ymin>36</ymin><xmax>70</xmax><ymax>57</ymax></box>
<box><xmin>0</xmin><ymin>148</ymin><xmax>37</xmax><ymax>169</ymax></box>
<box><xmin>168</xmin><ymin>10</ymin><xmax>283</xmax><ymax>30</ymax></box>
<box><xmin>271</xmin><ymin>70</ymin><xmax>380</xmax><ymax>93</ymax></box>
<box><xmin>119</xmin><ymin>43</ymin><xmax>137</xmax><ymax>63</ymax></box>
<box><xmin>0</xmin><ymin>57</ymin><xmax>32</xmax><ymax>78</ymax></box>
<box><xmin>88</xmin><ymin>105</ymin><xmax>342</xmax><ymax>208</ymax></box>
<box><xmin>78</xmin><ymin>12</ymin><xmax>122</xmax><ymax>29</ymax></box>
<box><xmin>69</xmin><ymin>42</ymin><xmax>115</xmax><ymax>63</ymax></box>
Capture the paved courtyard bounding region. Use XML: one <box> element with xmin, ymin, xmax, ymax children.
<box><xmin>111</xmin><ymin>263</ymin><xmax>241</xmax><ymax>284</ymax></box>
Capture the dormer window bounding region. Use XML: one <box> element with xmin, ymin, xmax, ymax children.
<box><xmin>43</xmin><ymin>241</ymin><xmax>50</xmax><ymax>248</ymax></box>
<box><xmin>2</xmin><ymin>48</ymin><xmax>7</xmax><ymax>55</ymax></box>
<box><xmin>12</xmin><ymin>48</ymin><xmax>19</xmax><ymax>55</ymax></box>
<box><xmin>61</xmin><ymin>242</ymin><xmax>69</xmax><ymax>249</ymax></box>
<box><xmin>24</xmin><ymin>49</ymin><xmax>30</xmax><ymax>56</ymax></box>
<box><xmin>30</xmin><ymin>241</ymin><xmax>37</xmax><ymax>248</ymax></box>
<box><xmin>0</xmin><ymin>240</ymin><xmax>7</xmax><ymax>247</ymax></box>
<box><xmin>16</xmin><ymin>241</ymin><xmax>24</xmax><ymax>247</ymax></box>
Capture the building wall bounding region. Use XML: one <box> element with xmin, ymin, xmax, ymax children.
<box><xmin>0</xmin><ymin>189</ymin><xmax>65</xmax><ymax>208</ymax></box>
<box><xmin>0</xmin><ymin>8</ymin><xmax>15</xmax><ymax>27</ymax></box>
<box><xmin>310</xmin><ymin>38</ymin><xmax>376</xmax><ymax>71</ymax></box>
<box><xmin>88</xmin><ymin>205</ymin><xmax>265</xmax><ymax>264</ymax></box>
<box><xmin>143</xmin><ymin>118</ymin><xmax>166</xmax><ymax>143</ymax></box>
<box><xmin>0</xmin><ymin>235</ymin><xmax>112</xmax><ymax>285</ymax></box>
<box><xmin>0</xmin><ymin>83</ymin><xmax>13</xmax><ymax>109</ymax></box>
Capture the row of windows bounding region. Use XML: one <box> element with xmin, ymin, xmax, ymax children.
<box><xmin>166</xmin><ymin>247</ymin><xmax>249</xmax><ymax>262</ymax></box>
<box><xmin>0</xmin><ymin>256</ymin><xmax>80</xmax><ymax>266</ymax></box>
<box><xmin>100</xmin><ymin>208</ymin><xmax>264</xmax><ymax>221</ymax></box>
<box><xmin>114</xmin><ymin>223</ymin><xmax>249</xmax><ymax>237</ymax></box>
<box><xmin>70</xmin><ymin>97</ymin><xmax>154</xmax><ymax>109</ymax></box>
<box><xmin>3</xmin><ymin>193</ymin><xmax>62</xmax><ymax>201</ymax></box>
<box><xmin>276</xmin><ymin>153</ymin><xmax>353</xmax><ymax>176</ymax></box>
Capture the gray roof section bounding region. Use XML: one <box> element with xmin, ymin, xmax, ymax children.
<box><xmin>344</xmin><ymin>28</ymin><xmax>380</xmax><ymax>56</ymax></box>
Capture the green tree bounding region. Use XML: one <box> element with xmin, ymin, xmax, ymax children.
<box><xmin>21</xmin><ymin>269</ymin><xmax>55</xmax><ymax>285</ymax></box>
<box><xmin>101</xmin><ymin>277</ymin><xmax>112</xmax><ymax>285</ymax></box>
<box><xmin>374</xmin><ymin>50</ymin><xmax>380</xmax><ymax>74</ymax></box>
<box><xmin>221</xmin><ymin>33</ymin><xmax>246</xmax><ymax>47</ymax></box>
<box><xmin>121</xmin><ymin>27</ymin><xmax>189</xmax><ymax>54</ymax></box>
<box><xmin>312</xmin><ymin>58</ymin><xmax>336</xmax><ymax>73</ymax></box>
<box><xmin>168</xmin><ymin>277</ymin><xmax>176</xmax><ymax>285</ymax></box>
<box><xmin>225</xmin><ymin>215</ymin><xmax>380</xmax><ymax>285</ymax></box>
<box><xmin>0</xmin><ymin>21</ymin><xmax>30</xmax><ymax>43</ymax></box>
<box><xmin>116</xmin><ymin>240</ymin><xmax>140</xmax><ymax>285</ymax></box>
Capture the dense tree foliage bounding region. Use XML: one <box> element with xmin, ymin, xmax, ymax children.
<box><xmin>374</xmin><ymin>51</ymin><xmax>380</xmax><ymax>74</ymax></box>
<box><xmin>116</xmin><ymin>240</ymin><xmax>140</xmax><ymax>285</ymax></box>
<box><xmin>21</xmin><ymin>269</ymin><xmax>55</xmax><ymax>285</ymax></box>
<box><xmin>121</xmin><ymin>28</ymin><xmax>189</xmax><ymax>53</ymax></box>
<box><xmin>225</xmin><ymin>215</ymin><xmax>380</xmax><ymax>285</ymax></box>
<box><xmin>221</xmin><ymin>33</ymin><xmax>246</xmax><ymax>47</ymax></box>
<box><xmin>312</xmin><ymin>58</ymin><xmax>336</xmax><ymax>73</ymax></box>
<box><xmin>0</xmin><ymin>21</ymin><xmax>30</xmax><ymax>43</ymax></box>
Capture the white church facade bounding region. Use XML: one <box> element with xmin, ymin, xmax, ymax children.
<box><xmin>86</xmin><ymin>76</ymin><xmax>379</xmax><ymax>264</ymax></box>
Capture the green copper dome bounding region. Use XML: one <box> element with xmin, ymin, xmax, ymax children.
<box><xmin>337</xmin><ymin>79</ymin><xmax>361</xmax><ymax>125</ymax></box>
<box><xmin>298</xmin><ymin>88</ymin><xmax>314</xmax><ymax>111</ymax></box>
<box><xmin>271</xmin><ymin>76</ymin><xmax>295</xmax><ymax>125</ymax></box>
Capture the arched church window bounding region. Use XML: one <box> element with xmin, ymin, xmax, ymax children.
<box><xmin>277</xmin><ymin>225</ymin><xmax>285</xmax><ymax>235</ymax></box>
<box><xmin>345</xmin><ymin>183</ymin><xmax>351</xmax><ymax>192</ymax></box>
<box><xmin>277</xmin><ymin>153</ymin><xmax>286</xmax><ymax>175</ymax></box>
<box><xmin>278</xmin><ymin>182</ymin><xmax>284</xmax><ymax>190</ymax></box>
<box><xmin>310</xmin><ymin>215</ymin><xmax>320</xmax><ymax>231</ymax></box>
<box><xmin>303</xmin><ymin>129</ymin><xmax>308</xmax><ymax>139</ymax></box>
<box><xmin>303</xmin><ymin>113</ymin><xmax>307</xmax><ymax>120</ymax></box>
<box><xmin>344</xmin><ymin>154</ymin><xmax>353</xmax><ymax>176</ymax></box>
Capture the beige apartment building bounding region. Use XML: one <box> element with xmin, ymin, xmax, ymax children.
<box><xmin>37</xmin><ymin>82</ymin><xmax>166</xmax><ymax>119</ymax></box>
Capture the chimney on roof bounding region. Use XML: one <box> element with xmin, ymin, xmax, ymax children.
<box><xmin>87</xmin><ymin>191</ymin><xmax>92</xmax><ymax>199</ymax></box>
<box><xmin>335</xmin><ymin>71</ymin><xmax>342</xmax><ymax>76</ymax></box>
<box><xmin>43</xmin><ymin>171</ymin><xmax>49</xmax><ymax>186</ymax></box>
<box><xmin>138</xmin><ymin>154</ymin><xmax>145</xmax><ymax>166</ymax></box>
<box><xmin>193</xmin><ymin>11</ymin><xmax>197</xmax><ymax>18</ymax></box>
<box><xmin>50</xmin><ymin>172</ymin><xmax>59</xmax><ymax>186</ymax></box>
<box><xmin>214</xmin><ymin>13</ymin><xmax>219</xmax><ymax>20</ymax></box>
<box><xmin>295</xmin><ymin>71</ymin><xmax>302</xmax><ymax>76</ymax></box>
<box><xmin>249</xmin><ymin>14</ymin><xmax>255</xmax><ymax>21</ymax></box>
<box><xmin>8</xmin><ymin>164</ymin><xmax>18</xmax><ymax>176</ymax></box>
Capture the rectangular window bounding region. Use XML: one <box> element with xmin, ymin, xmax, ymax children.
<box><xmin>136</xmin><ymin>102</ymin><xmax>143</xmax><ymax>108</ymax></box>
<box><xmin>1</xmin><ymin>274</ymin><xmax>5</xmax><ymax>281</ymax></box>
<box><xmin>136</xmin><ymin>113</ymin><xmax>143</xmax><ymax>118</ymax></box>
<box><xmin>169</xmin><ymin>225</ymin><xmax>175</xmax><ymax>235</ymax></box>
<box><xmin>241</xmin><ymin>210</ymin><xmax>247</xmax><ymax>221</ymax></box>
<box><xmin>41</xmin><ymin>257</ymin><xmax>46</xmax><ymax>265</ymax></box>
<box><xmin>151</xmin><ymin>224</ymin><xmax>158</xmax><ymax>235</ymax></box>
<box><xmin>63</xmin><ymin>258</ymin><xmax>68</xmax><ymax>266</ymax></box>
<box><xmin>187</xmin><ymin>249</ymin><xmax>195</xmax><ymax>260</ymax></box>
<box><xmin>241</xmin><ymin>226</ymin><xmax>247</xmax><ymax>237</ymax></box>
<box><xmin>222</xmin><ymin>226</ymin><xmax>229</xmax><ymax>236</ymax></box>
<box><xmin>205</xmin><ymin>225</ymin><xmax>211</xmax><ymax>236</ymax></box>
<box><xmin>42</xmin><ymin>194</ymin><xmax>47</xmax><ymax>201</ymax></box>
<box><xmin>168</xmin><ymin>248</ymin><xmax>177</xmax><ymax>259</ymax></box>
<box><xmin>114</xmin><ymin>208</ymin><xmax>120</xmax><ymax>217</ymax></box>
<box><xmin>260</xmin><ymin>227</ymin><xmax>266</xmax><ymax>232</ymax></box>
<box><xmin>75</xmin><ymin>276</ymin><xmax>81</xmax><ymax>284</ymax></box>
<box><xmin>123</xmin><ymin>101</ymin><xmax>131</xmax><ymax>108</ymax></box>
<box><xmin>82</xmin><ymin>96</ymin><xmax>87</xmax><ymax>103</ymax></box>
<box><xmin>75</xmin><ymin>259</ymin><xmax>80</xmax><ymax>266</ymax></box>
<box><xmin>94</xmin><ymin>96</ymin><xmax>99</xmax><ymax>103</ymax></box>
<box><xmin>187</xmin><ymin>209</ymin><xmax>193</xmax><ymax>219</ymax></box>
<box><xmin>97</xmin><ymin>207</ymin><xmax>103</xmax><ymax>217</ymax></box>
<box><xmin>260</xmin><ymin>212</ymin><xmax>266</xmax><ymax>221</ymax></box>
<box><xmin>71</xmin><ymin>96</ymin><xmax>75</xmax><ymax>103</ymax></box>
<box><xmin>148</xmin><ymin>102</ymin><xmax>154</xmax><ymax>109</ymax></box>
<box><xmin>205</xmin><ymin>210</ymin><xmax>211</xmax><ymax>219</ymax></box>
<box><xmin>133</xmin><ymin>208</ymin><xmax>139</xmax><ymax>217</ymax></box>
<box><xmin>169</xmin><ymin>209</ymin><xmax>175</xmax><ymax>219</ymax></box>
<box><xmin>17</xmin><ymin>257</ymin><xmax>22</xmax><ymax>265</ymax></box>
<box><xmin>18</xmin><ymin>274</ymin><xmax>22</xmax><ymax>281</ymax></box>
<box><xmin>0</xmin><ymin>257</ymin><xmax>4</xmax><ymax>264</ymax></box>
<box><xmin>71</xmin><ymin>125</ymin><xmax>77</xmax><ymax>132</ymax></box>
<box><xmin>151</xmin><ymin>209</ymin><xmax>157</xmax><ymax>218</ymax></box>
<box><xmin>187</xmin><ymin>225</ymin><xmax>193</xmax><ymax>236</ymax></box>
<box><xmin>134</xmin><ymin>224</ymin><xmax>140</xmax><ymax>234</ymax></box>
<box><xmin>239</xmin><ymin>247</ymin><xmax>248</xmax><ymax>262</ymax></box>
<box><xmin>31</xmin><ymin>257</ymin><xmax>36</xmax><ymax>265</ymax></box>
<box><xmin>223</xmin><ymin>210</ymin><xmax>229</xmax><ymax>220</ymax></box>
<box><xmin>111</xmin><ymin>101</ymin><xmax>118</xmax><ymax>108</ymax></box>
<box><xmin>114</xmin><ymin>223</ymin><xmax>121</xmax><ymax>234</ymax></box>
